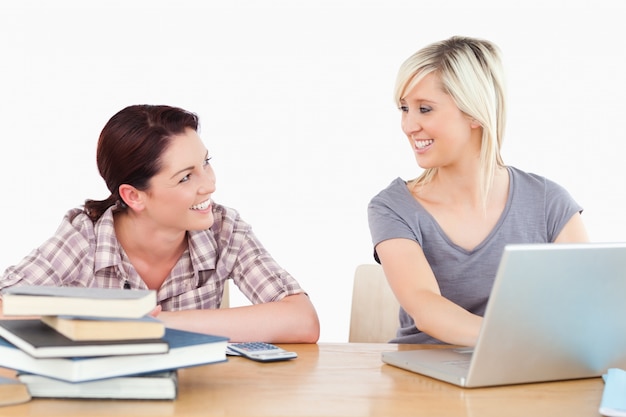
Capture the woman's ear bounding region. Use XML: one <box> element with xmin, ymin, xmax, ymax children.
<box><xmin>118</xmin><ymin>184</ymin><xmax>144</xmax><ymax>211</ymax></box>
<box><xmin>469</xmin><ymin>117</ymin><xmax>482</xmax><ymax>129</ymax></box>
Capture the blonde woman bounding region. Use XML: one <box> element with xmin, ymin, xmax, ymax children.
<box><xmin>368</xmin><ymin>36</ymin><xmax>588</xmax><ymax>346</ymax></box>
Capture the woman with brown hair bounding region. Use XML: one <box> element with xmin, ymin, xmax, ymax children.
<box><xmin>1</xmin><ymin>104</ymin><xmax>320</xmax><ymax>343</ymax></box>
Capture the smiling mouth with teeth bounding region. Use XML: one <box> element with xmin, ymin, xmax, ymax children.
<box><xmin>190</xmin><ymin>199</ymin><xmax>211</xmax><ymax>210</ymax></box>
<box><xmin>415</xmin><ymin>139</ymin><xmax>434</xmax><ymax>149</ymax></box>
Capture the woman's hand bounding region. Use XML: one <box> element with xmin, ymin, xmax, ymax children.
<box><xmin>149</xmin><ymin>304</ymin><xmax>162</xmax><ymax>317</ymax></box>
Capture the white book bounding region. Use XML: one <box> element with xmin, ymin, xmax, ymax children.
<box><xmin>18</xmin><ymin>371</ymin><xmax>178</xmax><ymax>400</ymax></box>
<box><xmin>599</xmin><ymin>368</ymin><xmax>626</xmax><ymax>417</ymax></box>
<box><xmin>1</xmin><ymin>286</ymin><xmax>156</xmax><ymax>318</ymax></box>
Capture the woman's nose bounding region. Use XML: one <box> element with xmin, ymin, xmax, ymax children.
<box><xmin>199</xmin><ymin>166</ymin><xmax>216</xmax><ymax>194</ymax></box>
<box><xmin>402</xmin><ymin>112</ymin><xmax>422</xmax><ymax>135</ymax></box>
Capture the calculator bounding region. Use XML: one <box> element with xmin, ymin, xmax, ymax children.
<box><xmin>227</xmin><ymin>342</ymin><xmax>298</xmax><ymax>362</ymax></box>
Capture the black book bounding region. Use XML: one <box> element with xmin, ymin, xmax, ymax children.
<box><xmin>0</xmin><ymin>319</ymin><xmax>168</xmax><ymax>358</ymax></box>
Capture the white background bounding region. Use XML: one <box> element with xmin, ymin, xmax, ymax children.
<box><xmin>1</xmin><ymin>0</ymin><xmax>625</xmax><ymax>342</ymax></box>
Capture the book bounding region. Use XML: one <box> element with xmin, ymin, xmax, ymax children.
<box><xmin>0</xmin><ymin>319</ymin><xmax>169</xmax><ymax>358</ymax></box>
<box><xmin>18</xmin><ymin>370</ymin><xmax>178</xmax><ymax>400</ymax></box>
<box><xmin>0</xmin><ymin>327</ymin><xmax>228</xmax><ymax>382</ymax></box>
<box><xmin>1</xmin><ymin>285</ymin><xmax>156</xmax><ymax>318</ymax></box>
<box><xmin>41</xmin><ymin>315</ymin><xmax>166</xmax><ymax>341</ymax></box>
<box><xmin>599</xmin><ymin>368</ymin><xmax>626</xmax><ymax>417</ymax></box>
<box><xmin>0</xmin><ymin>376</ymin><xmax>31</xmax><ymax>407</ymax></box>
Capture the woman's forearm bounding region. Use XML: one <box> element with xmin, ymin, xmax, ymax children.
<box><xmin>157</xmin><ymin>293</ymin><xmax>320</xmax><ymax>343</ymax></box>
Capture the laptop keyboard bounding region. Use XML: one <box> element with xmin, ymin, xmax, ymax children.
<box><xmin>443</xmin><ymin>348</ymin><xmax>474</xmax><ymax>369</ymax></box>
<box><xmin>443</xmin><ymin>360</ymin><xmax>471</xmax><ymax>369</ymax></box>
<box><xmin>453</xmin><ymin>347</ymin><xmax>474</xmax><ymax>354</ymax></box>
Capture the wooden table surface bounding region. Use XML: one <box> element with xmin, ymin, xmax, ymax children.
<box><xmin>0</xmin><ymin>342</ymin><xmax>604</xmax><ymax>416</ymax></box>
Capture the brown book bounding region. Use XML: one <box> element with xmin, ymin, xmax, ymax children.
<box><xmin>0</xmin><ymin>376</ymin><xmax>31</xmax><ymax>407</ymax></box>
<box><xmin>41</xmin><ymin>315</ymin><xmax>165</xmax><ymax>341</ymax></box>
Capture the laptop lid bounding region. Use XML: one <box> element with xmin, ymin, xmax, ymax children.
<box><xmin>382</xmin><ymin>242</ymin><xmax>626</xmax><ymax>387</ymax></box>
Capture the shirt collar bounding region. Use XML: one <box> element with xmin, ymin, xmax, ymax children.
<box><xmin>93</xmin><ymin>206</ymin><xmax>217</xmax><ymax>274</ymax></box>
<box><xmin>93</xmin><ymin>207</ymin><xmax>123</xmax><ymax>273</ymax></box>
<box><xmin>187</xmin><ymin>228</ymin><xmax>218</xmax><ymax>273</ymax></box>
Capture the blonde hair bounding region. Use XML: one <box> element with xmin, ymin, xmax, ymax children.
<box><xmin>395</xmin><ymin>36</ymin><xmax>507</xmax><ymax>208</ymax></box>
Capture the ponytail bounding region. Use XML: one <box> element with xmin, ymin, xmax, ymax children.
<box><xmin>83</xmin><ymin>195</ymin><xmax>126</xmax><ymax>222</ymax></box>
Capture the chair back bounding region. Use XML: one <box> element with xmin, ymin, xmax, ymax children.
<box><xmin>220</xmin><ymin>281</ymin><xmax>230</xmax><ymax>309</ymax></box>
<box><xmin>349</xmin><ymin>264</ymin><xmax>400</xmax><ymax>343</ymax></box>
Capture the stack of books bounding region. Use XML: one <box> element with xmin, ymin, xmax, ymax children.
<box><xmin>0</xmin><ymin>286</ymin><xmax>229</xmax><ymax>400</ymax></box>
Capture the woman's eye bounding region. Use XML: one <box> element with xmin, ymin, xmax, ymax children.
<box><xmin>399</xmin><ymin>105</ymin><xmax>409</xmax><ymax>112</ymax></box>
<box><xmin>420</xmin><ymin>106</ymin><xmax>431</xmax><ymax>114</ymax></box>
<box><xmin>179</xmin><ymin>174</ymin><xmax>191</xmax><ymax>183</ymax></box>
<box><xmin>203</xmin><ymin>157</ymin><xmax>212</xmax><ymax>167</ymax></box>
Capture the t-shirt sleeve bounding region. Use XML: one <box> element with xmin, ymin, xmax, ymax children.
<box><xmin>544</xmin><ymin>177</ymin><xmax>584</xmax><ymax>241</ymax></box>
<box><xmin>367</xmin><ymin>188</ymin><xmax>421</xmax><ymax>263</ymax></box>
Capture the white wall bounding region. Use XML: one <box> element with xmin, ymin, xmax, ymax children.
<box><xmin>1</xmin><ymin>0</ymin><xmax>625</xmax><ymax>342</ymax></box>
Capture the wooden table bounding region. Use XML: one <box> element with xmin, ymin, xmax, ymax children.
<box><xmin>0</xmin><ymin>343</ymin><xmax>604</xmax><ymax>416</ymax></box>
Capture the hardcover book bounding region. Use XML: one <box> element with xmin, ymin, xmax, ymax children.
<box><xmin>599</xmin><ymin>368</ymin><xmax>626</xmax><ymax>417</ymax></box>
<box><xmin>0</xmin><ymin>327</ymin><xmax>228</xmax><ymax>382</ymax></box>
<box><xmin>41</xmin><ymin>315</ymin><xmax>166</xmax><ymax>341</ymax></box>
<box><xmin>0</xmin><ymin>319</ymin><xmax>168</xmax><ymax>358</ymax></box>
<box><xmin>1</xmin><ymin>285</ymin><xmax>156</xmax><ymax>318</ymax></box>
<box><xmin>18</xmin><ymin>370</ymin><xmax>178</xmax><ymax>400</ymax></box>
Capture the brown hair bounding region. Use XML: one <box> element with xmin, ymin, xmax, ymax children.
<box><xmin>84</xmin><ymin>105</ymin><xmax>200</xmax><ymax>221</ymax></box>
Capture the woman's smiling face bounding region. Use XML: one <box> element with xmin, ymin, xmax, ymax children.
<box><xmin>141</xmin><ymin>128</ymin><xmax>217</xmax><ymax>232</ymax></box>
<box><xmin>399</xmin><ymin>72</ymin><xmax>481</xmax><ymax>170</ymax></box>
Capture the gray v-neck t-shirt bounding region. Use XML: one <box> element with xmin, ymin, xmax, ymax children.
<box><xmin>367</xmin><ymin>166</ymin><xmax>583</xmax><ymax>344</ymax></box>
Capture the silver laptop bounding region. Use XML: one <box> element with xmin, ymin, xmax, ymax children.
<box><xmin>381</xmin><ymin>242</ymin><xmax>626</xmax><ymax>388</ymax></box>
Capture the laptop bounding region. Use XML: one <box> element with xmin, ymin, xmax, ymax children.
<box><xmin>381</xmin><ymin>242</ymin><xmax>626</xmax><ymax>388</ymax></box>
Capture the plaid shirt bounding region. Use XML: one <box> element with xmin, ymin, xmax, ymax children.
<box><xmin>0</xmin><ymin>204</ymin><xmax>303</xmax><ymax>310</ymax></box>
